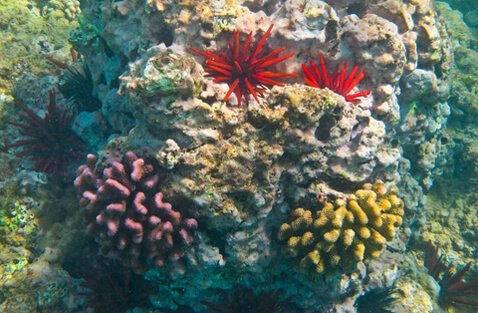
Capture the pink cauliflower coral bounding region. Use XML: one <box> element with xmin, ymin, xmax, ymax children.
<box><xmin>74</xmin><ymin>152</ymin><xmax>197</xmax><ymax>273</ymax></box>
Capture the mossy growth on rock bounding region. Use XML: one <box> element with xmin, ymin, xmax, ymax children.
<box><xmin>278</xmin><ymin>181</ymin><xmax>404</xmax><ymax>273</ymax></box>
<box><xmin>0</xmin><ymin>0</ymin><xmax>77</xmax><ymax>91</ymax></box>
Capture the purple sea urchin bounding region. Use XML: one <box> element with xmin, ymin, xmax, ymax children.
<box><xmin>0</xmin><ymin>90</ymin><xmax>85</xmax><ymax>177</ymax></box>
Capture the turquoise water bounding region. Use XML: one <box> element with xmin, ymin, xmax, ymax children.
<box><xmin>0</xmin><ymin>0</ymin><xmax>477</xmax><ymax>312</ymax></box>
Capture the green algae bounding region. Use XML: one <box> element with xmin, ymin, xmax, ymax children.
<box><xmin>0</xmin><ymin>0</ymin><xmax>78</xmax><ymax>92</ymax></box>
<box><xmin>435</xmin><ymin>2</ymin><xmax>478</xmax><ymax>122</ymax></box>
<box><xmin>0</xmin><ymin>198</ymin><xmax>39</xmax><ymax>247</ymax></box>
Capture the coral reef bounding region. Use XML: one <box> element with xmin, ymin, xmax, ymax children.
<box><xmin>0</xmin><ymin>90</ymin><xmax>85</xmax><ymax>177</ymax></box>
<box><xmin>119</xmin><ymin>56</ymin><xmax>400</xmax><ymax>308</ymax></box>
<box><xmin>74</xmin><ymin>152</ymin><xmax>198</xmax><ymax>273</ymax></box>
<box><xmin>0</xmin><ymin>0</ymin><xmax>465</xmax><ymax>312</ymax></box>
<box><xmin>278</xmin><ymin>181</ymin><xmax>404</xmax><ymax>272</ymax></box>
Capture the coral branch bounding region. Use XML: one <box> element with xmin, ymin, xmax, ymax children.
<box><xmin>75</xmin><ymin>152</ymin><xmax>197</xmax><ymax>273</ymax></box>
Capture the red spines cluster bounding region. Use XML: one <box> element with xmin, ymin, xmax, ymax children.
<box><xmin>191</xmin><ymin>26</ymin><xmax>371</xmax><ymax>106</ymax></box>
<box><xmin>301</xmin><ymin>54</ymin><xmax>371</xmax><ymax>103</ymax></box>
<box><xmin>0</xmin><ymin>90</ymin><xmax>85</xmax><ymax>176</ymax></box>
<box><xmin>74</xmin><ymin>152</ymin><xmax>198</xmax><ymax>273</ymax></box>
<box><xmin>424</xmin><ymin>242</ymin><xmax>478</xmax><ymax>307</ymax></box>
<box><xmin>190</xmin><ymin>24</ymin><xmax>296</xmax><ymax>106</ymax></box>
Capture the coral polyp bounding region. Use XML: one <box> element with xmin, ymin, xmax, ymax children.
<box><xmin>190</xmin><ymin>24</ymin><xmax>296</xmax><ymax>106</ymax></box>
<box><xmin>0</xmin><ymin>90</ymin><xmax>85</xmax><ymax>177</ymax></box>
<box><xmin>302</xmin><ymin>54</ymin><xmax>371</xmax><ymax>103</ymax></box>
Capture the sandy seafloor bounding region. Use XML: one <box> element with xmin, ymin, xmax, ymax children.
<box><xmin>0</xmin><ymin>0</ymin><xmax>477</xmax><ymax>312</ymax></box>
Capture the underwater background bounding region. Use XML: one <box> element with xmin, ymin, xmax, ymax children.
<box><xmin>0</xmin><ymin>0</ymin><xmax>477</xmax><ymax>312</ymax></box>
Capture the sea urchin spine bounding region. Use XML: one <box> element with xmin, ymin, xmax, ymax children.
<box><xmin>190</xmin><ymin>24</ymin><xmax>296</xmax><ymax>106</ymax></box>
<box><xmin>0</xmin><ymin>90</ymin><xmax>85</xmax><ymax>177</ymax></box>
<box><xmin>302</xmin><ymin>54</ymin><xmax>371</xmax><ymax>103</ymax></box>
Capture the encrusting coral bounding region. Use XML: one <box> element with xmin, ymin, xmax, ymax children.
<box><xmin>74</xmin><ymin>152</ymin><xmax>198</xmax><ymax>273</ymax></box>
<box><xmin>278</xmin><ymin>181</ymin><xmax>404</xmax><ymax>273</ymax></box>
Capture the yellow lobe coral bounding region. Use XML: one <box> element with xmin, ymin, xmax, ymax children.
<box><xmin>324</xmin><ymin>229</ymin><xmax>340</xmax><ymax>243</ymax></box>
<box><xmin>277</xmin><ymin>223</ymin><xmax>291</xmax><ymax>241</ymax></box>
<box><xmin>370</xmin><ymin>229</ymin><xmax>387</xmax><ymax>245</ymax></box>
<box><xmin>342</xmin><ymin>229</ymin><xmax>355</xmax><ymax>247</ymax></box>
<box><xmin>287</xmin><ymin>236</ymin><xmax>300</xmax><ymax>249</ymax></box>
<box><xmin>354</xmin><ymin>241</ymin><xmax>366</xmax><ymax>261</ymax></box>
<box><xmin>301</xmin><ymin>232</ymin><xmax>315</xmax><ymax>246</ymax></box>
<box><xmin>315</xmin><ymin>260</ymin><xmax>325</xmax><ymax>273</ymax></box>
<box><xmin>314</xmin><ymin>215</ymin><xmax>328</xmax><ymax>228</ymax></box>
<box><xmin>291</xmin><ymin>208</ymin><xmax>306</xmax><ymax>217</ymax></box>
<box><xmin>348</xmin><ymin>199</ymin><xmax>369</xmax><ymax>225</ymax></box>
<box><xmin>330</xmin><ymin>253</ymin><xmax>341</xmax><ymax>266</ymax></box>
<box><xmin>356</xmin><ymin>189</ymin><xmax>382</xmax><ymax>217</ymax></box>
<box><xmin>277</xmin><ymin>181</ymin><xmax>404</xmax><ymax>273</ymax></box>
<box><xmin>331</xmin><ymin>206</ymin><xmax>348</xmax><ymax>228</ymax></box>
<box><xmin>358</xmin><ymin>226</ymin><xmax>371</xmax><ymax>239</ymax></box>
<box><xmin>290</xmin><ymin>208</ymin><xmax>313</xmax><ymax>231</ymax></box>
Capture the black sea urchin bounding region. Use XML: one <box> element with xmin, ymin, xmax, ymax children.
<box><xmin>354</xmin><ymin>287</ymin><xmax>398</xmax><ymax>313</ymax></box>
<box><xmin>59</xmin><ymin>61</ymin><xmax>102</xmax><ymax>112</ymax></box>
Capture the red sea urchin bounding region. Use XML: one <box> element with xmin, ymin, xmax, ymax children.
<box><xmin>190</xmin><ymin>24</ymin><xmax>296</xmax><ymax>106</ymax></box>
<box><xmin>424</xmin><ymin>242</ymin><xmax>478</xmax><ymax>308</ymax></box>
<box><xmin>0</xmin><ymin>90</ymin><xmax>85</xmax><ymax>177</ymax></box>
<box><xmin>302</xmin><ymin>54</ymin><xmax>371</xmax><ymax>102</ymax></box>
